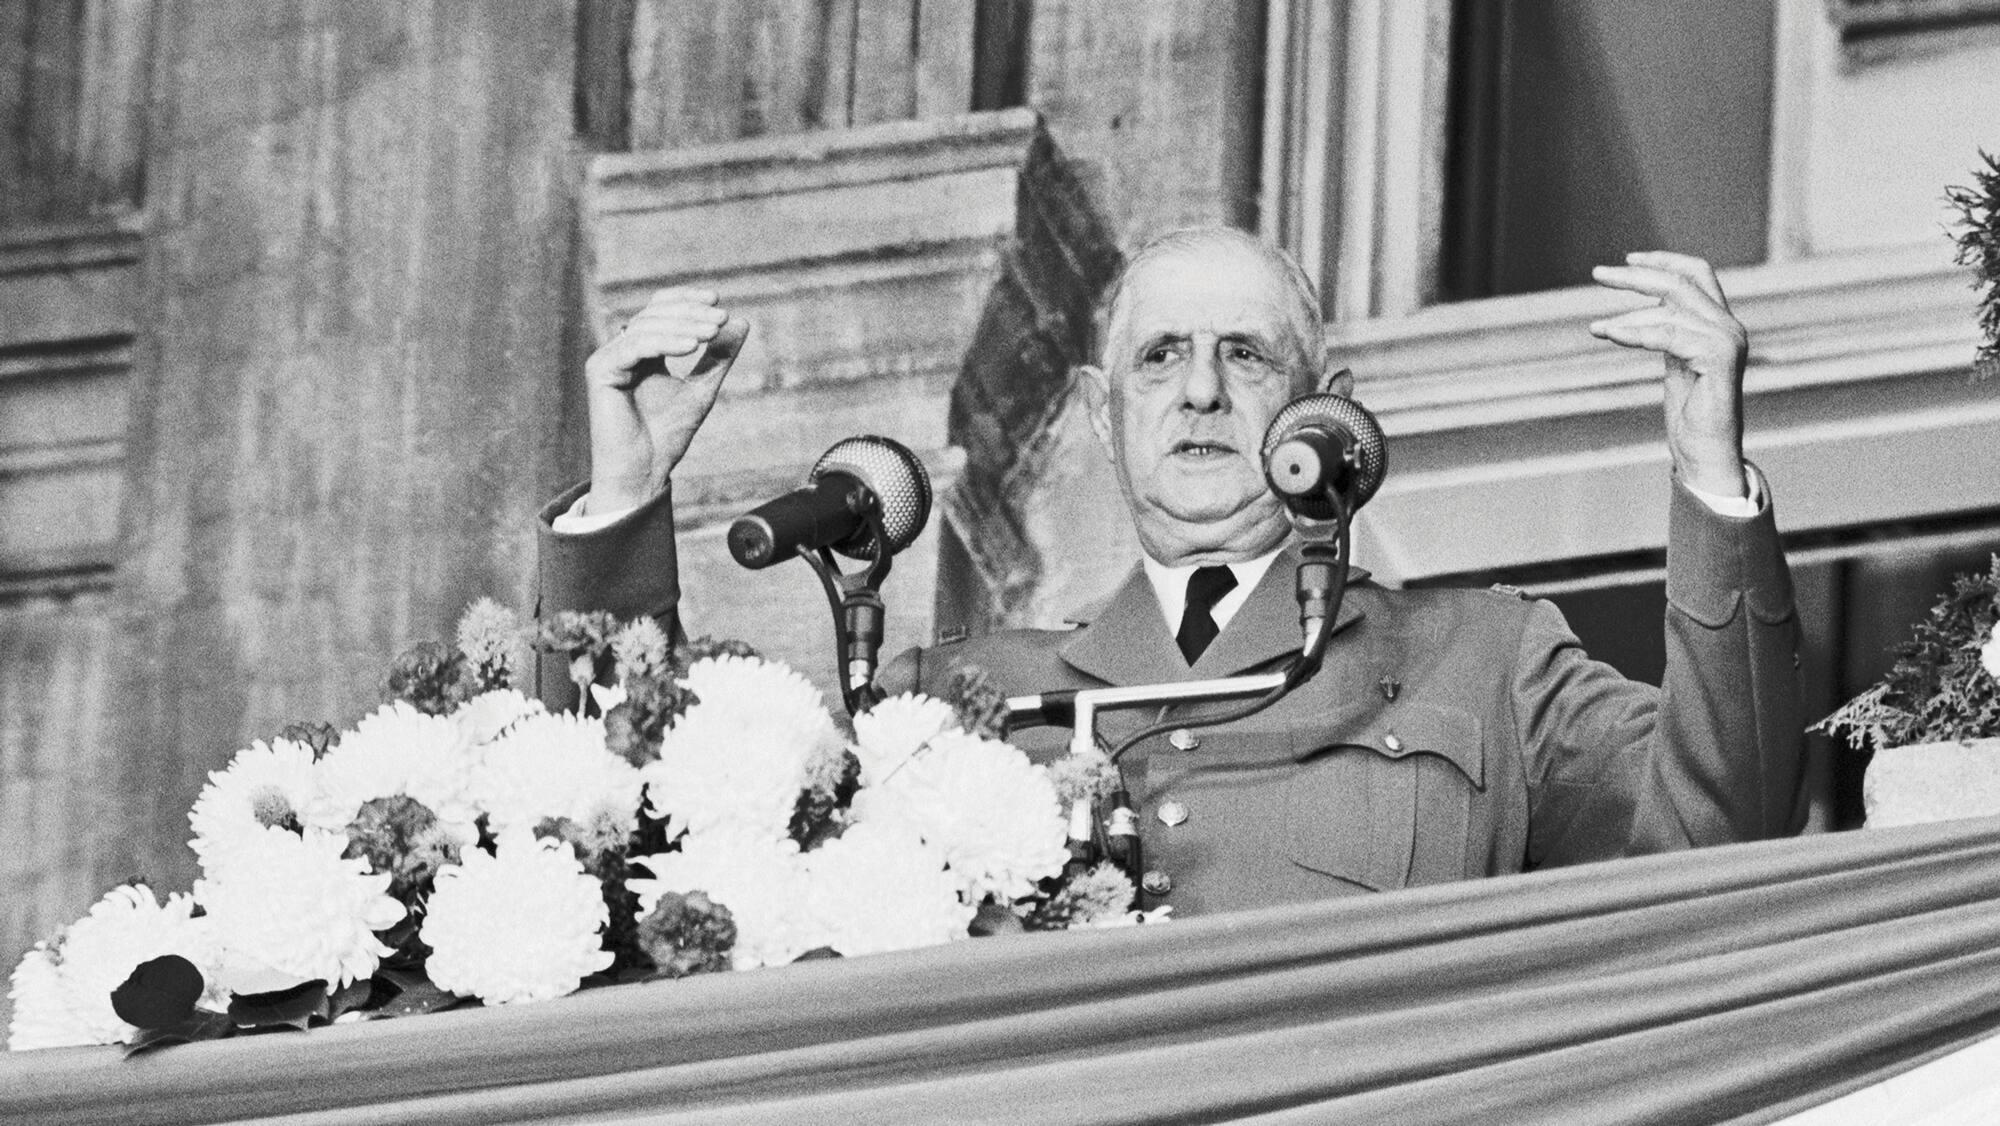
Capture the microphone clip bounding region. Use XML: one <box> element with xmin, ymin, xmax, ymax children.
<box><xmin>800</xmin><ymin>499</ymin><xmax>894</xmax><ymax>715</ymax></box>
<box><xmin>1290</xmin><ymin>484</ymin><xmax>1352</xmax><ymax>677</ymax></box>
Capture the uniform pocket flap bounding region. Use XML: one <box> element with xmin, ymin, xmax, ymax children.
<box><xmin>1290</xmin><ymin>702</ymin><xmax>1484</xmax><ymax>790</ymax></box>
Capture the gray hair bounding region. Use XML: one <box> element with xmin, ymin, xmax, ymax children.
<box><xmin>1096</xmin><ymin>226</ymin><xmax>1325</xmax><ymax>375</ymax></box>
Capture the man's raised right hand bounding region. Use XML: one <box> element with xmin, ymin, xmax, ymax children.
<box><xmin>584</xmin><ymin>287</ymin><xmax>750</xmax><ymax>515</ymax></box>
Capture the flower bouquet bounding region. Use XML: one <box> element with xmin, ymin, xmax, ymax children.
<box><xmin>1816</xmin><ymin>556</ymin><xmax>2000</xmax><ymax>827</ymax></box>
<box><xmin>8</xmin><ymin>602</ymin><xmax>1152</xmax><ymax>1053</ymax></box>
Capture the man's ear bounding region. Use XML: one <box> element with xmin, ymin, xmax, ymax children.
<box><xmin>1315</xmin><ymin>364</ymin><xmax>1356</xmax><ymax>398</ymax></box>
<box><xmin>1079</xmin><ymin>364</ymin><xmax>1113</xmax><ymax>451</ymax></box>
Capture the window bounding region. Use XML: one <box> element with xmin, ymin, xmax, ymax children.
<box><xmin>0</xmin><ymin>0</ymin><xmax>148</xmax><ymax>233</ymax></box>
<box><xmin>1439</xmin><ymin>0</ymin><xmax>1776</xmax><ymax>301</ymax></box>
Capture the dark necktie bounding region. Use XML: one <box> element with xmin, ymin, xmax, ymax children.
<box><xmin>1175</xmin><ymin>565</ymin><xmax>1239</xmax><ymax>664</ymax></box>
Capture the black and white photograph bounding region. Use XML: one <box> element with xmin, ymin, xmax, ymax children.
<box><xmin>3</xmin><ymin>1</ymin><xmax>1999</xmax><ymax>1121</ymax></box>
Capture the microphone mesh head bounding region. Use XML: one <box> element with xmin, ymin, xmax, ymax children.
<box><xmin>810</xmin><ymin>436</ymin><xmax>933</xmax><ymax>560</ymax></box>
<box><xmin>1260</xmin><ymin>393</ymin><xmax>1388</xmax><ymax>519</ymax></box>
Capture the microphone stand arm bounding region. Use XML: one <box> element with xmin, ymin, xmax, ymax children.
<box><xmin>1023</xmin><ymin>675</ymin><xmax>1291</xmax><ymax>761</ymax></box>
<box><xmin>798</xmin><ymin>498</ymin><xmax>894</xmax><ymax>717</ymax></box>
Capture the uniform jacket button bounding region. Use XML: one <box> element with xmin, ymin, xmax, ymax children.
<box><xmin>1156</xmin><ymin>800</ymin><xmax>1190</xmax><ymax>827</ymax></box>
<box><xmin>1141</xmin><ymin>869</ymin><xmax>1173</xmax><ymax>896</ymax></box>
<box><xmin>1168</xmin><ymin>728</ymin><xmax>1200</xmax><ymax>751</ymax></box>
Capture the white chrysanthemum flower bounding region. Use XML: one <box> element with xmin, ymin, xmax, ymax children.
<box><xmin>643</xmin><ymin>656</ymin><xmax>842</xmax><ymax>840</ymax></box>
<box><xmin>188</xmin><ymin>738</ymin><xmax>318</xmax><ymax>866</ymax></box>
<box><xmin>850</xmin><ymin>693</ymin><xmax>961</xmax><ymax>786</ymax></box>
<box><xmin>6</xmin><ymin>885</ymin><xmax>222</xmax><ymax>1050</ymax></box>
<box><xmin>309</xmin><ymin>702</ymin><xmax>481</xmax><ymax>837</ymax></box>
<box><xmin>630</xmin><ymin>830</ymin><xmax>816</xmax><ymax>970</ymax></box>
<box><xmin>422</xmin><ymin>830</ymin><xmax>612</xmax><ymax>1005</ymax></box>
<box><xmin>7</xmin><ymin>946</ymin><xmax>96</xmax><ymax>1051</ymax></box>
<box><xmin>195</xmin><ymin>826</ymin><xmax>404</xmax><ymax>991</ymax></box>
<box><xmin>804</xmin><ymin>820</ymin><xmax>974</xmax><ymax>957</ymax></box>
<box><xmin>851</xmin><ymin>729</ymin><xmax>1070</xmax><ymax>903</ymax></box>
<box><xmin>451</xmin><ymin>688</ymin><xmax>545</xmax><ymax>750</ymax></box>
<box><xmin>1982</xmin><ymin>623</ymin><xmax>2000</xmax><ymax>681</ymax></box>
<box><xmin>473</xmin><ymin>709</ymin><xmax>642</xmax><ymax>838</ymax></box>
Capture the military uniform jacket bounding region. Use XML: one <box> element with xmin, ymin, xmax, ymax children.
<box><xmin>538</xmin><ymin>476</ymin><xmax>1807</xmax><ymax>917</ymax></box>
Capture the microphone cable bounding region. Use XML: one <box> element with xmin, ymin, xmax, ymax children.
<box><xmin>1105</xmin><ymin>490</ymin><xmax>1350</xmax><ymax>765</ymax></box>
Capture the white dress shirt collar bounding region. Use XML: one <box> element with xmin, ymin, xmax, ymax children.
<box><xmin>1141</xmin><ymin>547</ymin><xmax>1285</xmax><ymax>636</ymax></box>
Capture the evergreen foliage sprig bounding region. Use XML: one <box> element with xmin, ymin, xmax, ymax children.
<box><xmin>1946</xmin><ymin>150</ymin><xmax>2000</xmax><ymax>381</ymax></box>
<box><xmin>1816</xmin><ymin>555</ymin><xmax>2000</xmax><ymax>751</ymax></box>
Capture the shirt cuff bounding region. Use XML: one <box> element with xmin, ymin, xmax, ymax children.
<box><xmin>550</xmin><ymin>492</ymin><xmax>640</xmax><ymax>535</ymax></box>
<box><xmin>1682</xmin><ymin>464</ymin><xmax>1765</xmax><ymax>518</ymax></box>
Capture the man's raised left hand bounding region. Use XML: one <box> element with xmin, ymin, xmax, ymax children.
<box><xmin>1589</xmin><ymin>251</ymin><xmax>1750</xmax><ymax>500</ymax></box>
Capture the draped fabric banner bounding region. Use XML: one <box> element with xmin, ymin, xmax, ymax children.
<box><xmin>9</xmin><ymin>817</ymin><xmax>2000</xmax><ymax>1125</ymax></box>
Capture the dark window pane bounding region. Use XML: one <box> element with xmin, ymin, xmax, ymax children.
<box><xmin>1441</xmin><ymin>0</ymin><xmax>1775</xmax><ymax>301</ymax></box>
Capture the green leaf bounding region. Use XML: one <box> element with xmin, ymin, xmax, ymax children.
<box><xmin>376</xmin><ymin>965</ymin><xmax>429</xmax><ymax>993</ymax></box>
<box><xmin>969</xmin><ymin>902</ymin><xmax>1027</xmax><ymax>937</ymax></box>
<box><xmin>326</xmin><ymin>978</ymin><xmax>378</xmax><ymax>1021</ymax></box>
<box><xmin>374</xmin><ymin>912</ymin><xmax>428</xmax><ymax>965</ymax></box>
<box><xmin>122</xmin><ymin>1009</ymin><xmax>235</xmax><ymax>1058</ymax></box>
<box><xmin>374</xmin><ymin>971</ymin><xmax>472</xmax><ymax>1020</ymax></box>
<box><xmin>228</xmin><ymin>980</ymin><xmax>330</xmax><ymax>1032</ymax></box>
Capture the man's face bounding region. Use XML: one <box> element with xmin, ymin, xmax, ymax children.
<box><xmin>1089</xmin><ymin>243</ymin><xmax>1321</xmax><ymax>564</ymax></box>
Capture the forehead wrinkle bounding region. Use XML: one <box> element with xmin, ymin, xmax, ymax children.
<box><xmin>1220</xmin><ymin>327</ymin><xmax>1283</xmax><ymax>351</ymax></box>
<box><xmin>1116</xmin><ymin>309</ymin><xmax>1306</xmax><ymax>377</ymax></box>
<box><xmin>1102</xmin><ymin>245</ymin><xmax>1320</xmax><ymax>377</ymax></box>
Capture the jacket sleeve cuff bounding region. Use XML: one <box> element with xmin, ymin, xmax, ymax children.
<box><xmin>535</xmin><ymin>481</ymin><xmax>680</xmax><ymax>623</ymax></box>
<box><xmin>1664</xmin><ymin>462</ymin><xmax>1793</xmax><ymax>629</ymax></box>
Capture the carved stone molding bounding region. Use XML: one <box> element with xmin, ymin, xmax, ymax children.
<box><xmin>1329</xmin><ymin>241</ymin><xmax>1995</xmax><ymax>584</ymax></box>
<box><xmin>1827</xmin><ymin>0</ymin><xmax>2000</xmax><ymax>41</ymax></box>
<box><xmin>0</xmin><ymin>219</ymin><xmax>140</xmax><ymax>590</ymax></box>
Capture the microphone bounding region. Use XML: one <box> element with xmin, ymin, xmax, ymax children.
<box><xmin>1260</xmin><ymin>392</ymin><xmax>1388</xmax><ymax>519</ymax></box>
<box><xmin>727</xmin><ymin>436</ymin><xmax>933</xmax><ymax>570</ymax></box>
<box><xmin>1261</xmin><ymin>392</ymin><xmax>1386</xmax><ymax>657</ymax></box>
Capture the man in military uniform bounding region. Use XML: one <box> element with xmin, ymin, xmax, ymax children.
<box><xmin>539</xmin><ymin>226</ymin><xmax>1805</xmax><ymax>915</ymax></box>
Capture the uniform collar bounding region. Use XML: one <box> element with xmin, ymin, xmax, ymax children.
<box><xmin>1059</xmin><ymin>541</ymin><xmax>1369</xmax><ymax>686</ymax></box>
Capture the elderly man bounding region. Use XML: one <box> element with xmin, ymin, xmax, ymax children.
<box><xmin>539</xmin><ymin>227</ymin><xmax>1805</xmax><ymax>916</ymax></box>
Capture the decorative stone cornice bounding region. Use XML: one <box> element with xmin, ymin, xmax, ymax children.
<box><xmin>1330</xmin><ymin>242</ymin><xmax>1995</xmax><ymax>584</ymax></box>
<box><xmin>0</xmin><ymin>217</ymin><xmax>142</xmax><ymax>589</ymax></box>
<box><xmin>0</xmin><ymin>218</ymin><xmax>142</xmax><ymax>352</ymax></box>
